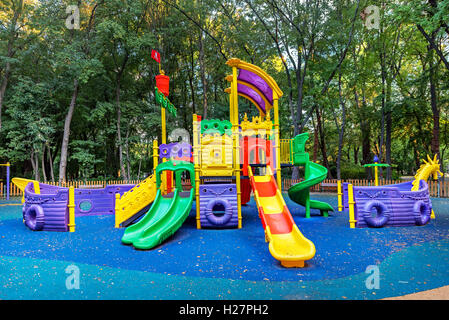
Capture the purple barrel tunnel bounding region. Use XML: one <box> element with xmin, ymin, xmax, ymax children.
<box><xmin>199</xmin><ymin>184</ymin><xmax>239</xmax><ymax>228</ymax></box>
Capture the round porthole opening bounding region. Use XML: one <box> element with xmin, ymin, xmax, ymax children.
<box><xmin>212</xmin><ymin>203</ymin><xmax>226</xmax><ymax>218</ymax></box>
<box><xmin>79</xmin><ymin>200</ymin><xmax>92</xmax><ymax>212</ymax></box>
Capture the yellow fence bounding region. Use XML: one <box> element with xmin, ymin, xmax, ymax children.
<box><xmin>282</xmin><ymin>178</ymin><xmax>449</xmax><ymax>198</ymax></box>
<box><xmin>0</xmin><ymin>180</ymin><xmax>142</xmax><ymax>198</ymax></box>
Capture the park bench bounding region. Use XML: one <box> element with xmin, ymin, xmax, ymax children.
<box><xmin>78</xmin><ymin>184</ymin><xmax>104</xmax><ymax>189</ymax></box>
<box><xmin>320</xmin><ymin>182</ymin><xmax>338</xmax><ymax>192</ymax></box>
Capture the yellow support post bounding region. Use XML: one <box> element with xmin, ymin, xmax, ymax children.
<box><xmin>193</xmin><ymin>114</ymin><xmax>201</xmax><ymax>229</ymax></box>
<box><xmin>273</xmin><ymin>94</ymin><xmax>282</xmax><ymax>191</ymax></box>
<box><xmin>68</xmin><ymin>186</ymin><xmax>75</xmax><ymax>232</ymax></box>
<box><xmin>228</xmin><ymin>86</ymin><xmax>234</xmax><ymax>125</ymax></box>
<box><xmin>114</xmin><ymin>193</ymin><xmax>121</xmax><ymax>228</ymax></box>
<box><xmin>33</xmin><ymin>181</ymin><xmax>41</xmax><ymax>195</ymax></box>
<box><xmin>161</xmin><ymin>106</ymin><xmax>166</xmax><ymax>145</ymax></box>
<box><xmin>348</xmin><ymin>184</ymin><xmax>356</xmax><ymax>228</ymax></box>
<box><xmin>161</xmin><ymin>106</ymin><xmax>167</xmax><ymax>194</ymax></box>
<box><xmin>374</xmin><ymin>165</ymin><xmax>379</xmax><ymax>186</ymax></box>
<box><xmin>153</xmin><ymin>139</ymin><xmax>159</xmax><ymax>170</ymax></box>
<box><xmin>337</xmin><ymin>180</ymin><xmax>343</xmax><ymax>212</ymax></box>
<box><xmin>231</xmin><ymin>66</ymin><xmax>242</xmax><ymax>228</ymax></box>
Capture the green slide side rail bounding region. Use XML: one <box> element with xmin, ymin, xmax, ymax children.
<box><xmin>287</xmin><ymin>132</ymin><xmax>334</xmax><ymax>218</ymax></box>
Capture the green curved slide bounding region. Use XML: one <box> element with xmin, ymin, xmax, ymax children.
<box><xmin>121</xmin><ymin>160</ymin><xmax>195</xmax><ymax>250</ymax></box>
<box><xmin>287</xmin><ymin>132</ymin><xmax>334</xmax><ymax>218</ymax></box>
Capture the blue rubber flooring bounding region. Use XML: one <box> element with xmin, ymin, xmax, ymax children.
<box><xmin>0</xmin><ymin>194</ymin><xmax>448</xmax><ymax>299</ymax></box>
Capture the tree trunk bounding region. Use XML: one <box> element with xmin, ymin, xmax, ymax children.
<box><xmin>188</xmin><ymin>36</ymin><xmax>196</xmax><ymax>115</ymax></box>
<box><xmin>429</xmin><ymin>43</ymin><xmax>440</xmax><ymax>160</ymax></box>
<box><xmin>315</xmin><ymin>107</ymin><xmax>332</xmax><ymax>178</ymax></box>
<box><xmin>355</xmin><ymin>87</ymin><xmax>372</xmax><ymax>179</ymax></box>
<box><xmin>31</xmin><ymin>150</ymin><xmax>40</xmax><ymax>181</ymax></box>
<box><xmin>379</xmin><ymin>52</ymin><xmax>386</xmax><ymax>164</ymax></box>
<box><xmin>198</xmin><ymin>31</ymin><xmax>208</xmax><ymax>119</ymax></box>
<box><xmin>137</xmin><ymin>158</ymin><xmax>142</xmax><ymax>179</ymax></box>
<box><xmin>313</xmin><ymin>126</ymin><xmax>319</xmax><ymax>163</ymax></box>
<box><xmin>41</xmin><ymin>145</ymin><xmax>47</xmax><ymax>182</ymax></box>
<box><xmin>47</xmin><ymin>144</ymin><xmax>55</xmax><ymax>182</ymax></box>
<box><xmin>336</xmin><ymin>69</ymin><xmax>346</xmax><ymax>180</ymax></box>
<box><xmin>125</xmin><ymin>126</ymin><xmax>131</xmax><ymax>180</ymax></box>
<box><xmin>116</xmin><ymin>78</ymin><xmax>126</xmax><ymax>180</ymax></box>
<box><xmin>0</xmin><ymin>63</ymin><xmax>10</xmax><ymax>130</ymax></box>
<box><xmin>0</xmin><ymin>2</ymin><xmax>22</xmax><ymax>130</ymax></box>
<box><xmin>353</xmin><ymin>146</ymin><xmax>359</xmax><ymax>165</ymax></box>
<box><xmin>30</xmin><ymin>150</ymin><xmax>37</xmax><ymax>181</ymax></box>
<box><xmin>385</xmin><ymin>81</ymin><xmax>392</xmax><ymax>179</ymax></box>
<box><xmin>58</xmin><ymin>79</ymin><xmax>79</xmax><ymax>183</ymax></box>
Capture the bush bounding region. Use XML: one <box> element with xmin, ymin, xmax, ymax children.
<box><xmin>338</xmin><ymin>165</ymin><xmax>367</xmax><ymax>179</ymax></box>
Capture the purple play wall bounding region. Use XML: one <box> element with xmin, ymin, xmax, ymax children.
<box><xmin>24</xmin><ymin>183</ymin><xmax>69</xmax><ymax>232</ymax></box>
<box><xmin>23</xmin><ymin>182</ymin><xmax>135</xmax><ymax>231</ymax></box>
<box><xmin>342</xmin><ymin>180</ymin><xmax>432</xmax><ymax>227</ymax></box>
<box><xmin>74</xmin><ymin>184</ymin><xmax>134</xmax><ymax>216</ymax></box>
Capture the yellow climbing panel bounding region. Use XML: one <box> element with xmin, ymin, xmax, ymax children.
<box><xmin>115</xmin><ymin>174</ymin><xmax>157</xmax><ymax>228</ymax></box>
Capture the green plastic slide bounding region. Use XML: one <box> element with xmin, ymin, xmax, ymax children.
<box><xmin>287</xmin><ymin>132</ymin><xmax>334</xmax><ymax>218</ymax></box>
<box><xmin>121</xmin><ymin>189</ymin><xmax>194</xmax><ymax>249</ymax></box>
<box><xmin>121</xmin><ymin>159</ymin><xmax>195</xmax><ymax>250</ymax></box>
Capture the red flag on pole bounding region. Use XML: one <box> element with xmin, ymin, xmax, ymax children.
<box><xmin>151</xmin><ymin>49</ymin><xmax>161</xmax><ymax>63</ymax></box>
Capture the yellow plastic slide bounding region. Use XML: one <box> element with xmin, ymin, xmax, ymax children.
<box><xmin>248</xmin><ymin>167</ymin><xmax>316</xmax><ymax>267</ymax></box>
<box><xmin>115</xmin><ymin>174</ymin><xmax>157</xmax><ymax>228</ymax></box>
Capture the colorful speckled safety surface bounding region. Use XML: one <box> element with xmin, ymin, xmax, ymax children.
<box><xmin>0</xmin><ymin>195</ymin><xmax>448</xmax><ymax>300</ymax></box>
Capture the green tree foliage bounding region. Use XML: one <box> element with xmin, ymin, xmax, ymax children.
<box><xmin>0</xmin><ymin>0</ymin><xmax>447</xmax><ymax>181</ymax></box>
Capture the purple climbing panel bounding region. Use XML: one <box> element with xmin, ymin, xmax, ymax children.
<box><xmin>199</xmin><ymin>184</ymin><xmax>238</xmax><ymax>228</ymax></box>
<box><xmin>159</xmin><ymin>142</ymin><xmax>192</xmax><ymax>161</ymax></box>
<box><xmin>342</xmin><ymin>180</ymin><xmax>432</xmax><ymax>228</ymax></box>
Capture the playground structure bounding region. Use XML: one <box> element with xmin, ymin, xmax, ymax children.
<box><xmin>341</xmin><ymin>155</ymin><xmax>442</xmax><ymax>228</ymax></box>
<box><xmin>12</xmin><ymin>58</ymin><xmax>334</xmax><ymax>268</ymax></box>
